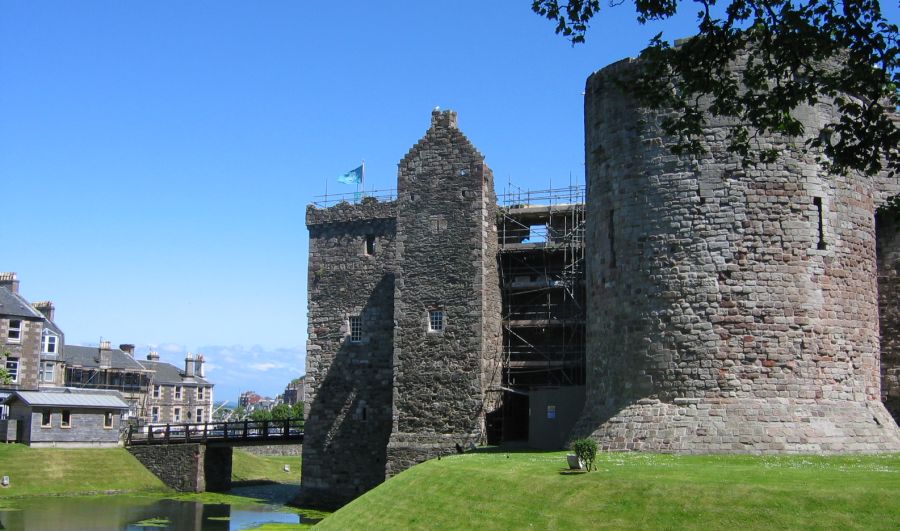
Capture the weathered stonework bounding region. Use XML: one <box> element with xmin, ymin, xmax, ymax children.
<box><xmin>300</xmin><ymin>199</ymin><xmax>398</xmax><ymax>508</ymax></box>
<box><xmin>241</xmin><ymin>443</ymin><xmax>302</xmax><ymax>456</ymax></box>
<box><xmin>387</xmin><ymin>110</ymin><xmax>503</xmax><ymax>474</ymax></box>
<box><xmin>576</xmin><ymin>58</ymin><xmax>900</xmax><ymax>452</ymax></box>
<box><xmin>300</xmin><ymin>110</ymin><xmax>502</xmax><ymax>508</ymax></box>
<box><xmin>128</xmin><ymin>444</ymin><xmax>233</xmax><ymax>492</ymax></box>
<box><xmin>877</xmin><ymin>208</ymin><xmax>900</xmax><ymax>423</ymax></box>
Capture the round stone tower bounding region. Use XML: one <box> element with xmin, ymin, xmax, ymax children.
<box><xmin>577</xmin><ymin>58</ymin><xmax>900</xmax><ymax>453</ymax></box>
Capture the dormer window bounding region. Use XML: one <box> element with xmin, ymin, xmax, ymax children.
<box><xmin>7</xmin><ymin>319</ymin><xmax>22</xmax><ymax>343</ymax></box>
<box><xmin>42</xmin><ymin>330</ymin><xmax>58</xmax><ymax>354</ymax></box>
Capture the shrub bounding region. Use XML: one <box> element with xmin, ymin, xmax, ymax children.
<box><xmin>572</xmin><ymin>438</ymin><xmax>598</xmax><ymax>472</ymax></box>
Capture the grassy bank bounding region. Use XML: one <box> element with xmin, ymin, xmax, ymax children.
<box><xmin>231</xmin><ymin>449</ymin><xmax>301</xmax><ymax>484</ymax></box>
<box><xmin>318</xmin><ymin>451</ymin><xmax>900</xmax><ymax>530</ymax></box>
<box><xmin>0</xmin><ymin>445</ymin><xmax>303</xmax><ymax>499</ymax></box>
<box><xmin>0</xmin><ymin>443</ymin><xmax>166</xmax><ymax>497</ymax></box>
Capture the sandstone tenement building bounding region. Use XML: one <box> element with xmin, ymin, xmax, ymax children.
<box><xmin>304</xmin><ymin>65</ymin><xmax>900</xmax><ymax>506</ymax></box>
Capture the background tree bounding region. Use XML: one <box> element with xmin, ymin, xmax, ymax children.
<box><xmin>270</xmin><ymin>403</ymin><xmax>293</xmax><ymax>420</ymax></box>
<box><xmin>249</xmin><ymin>408</ymin><xmax>273</xmax><ymax>422</ymax></box>
<box><xmin>532</xmin><ymin>0</ymin><xmax>899</xmax><ymax>175</ymax></box>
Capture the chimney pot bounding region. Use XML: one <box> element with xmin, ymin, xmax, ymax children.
<box><xmin>100</xmin><ymin>340</ymin><xmax>111</xmax><ymax>351</ymax></box>
<box><xmin>119</xmin><ymin>344</ymin><xmax>135</xmax><ymax>357</ymax></box>
<box><xmin>147</xmin><ymin>351</ymin><xmax>160</xmax><ymax>361</ymax></box>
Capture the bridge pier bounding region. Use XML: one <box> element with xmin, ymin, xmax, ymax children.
<box><xmin>128</xmin><ymin>444</ymin><xmax>233</xmax><ymax>492</ymax></box>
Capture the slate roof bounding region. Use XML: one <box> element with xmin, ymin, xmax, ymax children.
<box><xmin>0</xmin><ymin>286</ymin><xmax>44</xmax><ymax>320</ymax></box>
<box><xmin>43</xmin><ymin>318</ymin><xmax>64</xmax><ymax>338</ymax></box>
<box><xmin>62</xmin><ymin>345</ymin><xmax>149</xmax><ymax>372</ymax></box>
<box><xmin>140</xmin><ymin>360</ymin><xmax>212</xmax><ymax>386</ymax></box>
<box><xmin>5</xmin><ymin>388</ymin><xmax>129</xmax><ymax>409</ymax></box>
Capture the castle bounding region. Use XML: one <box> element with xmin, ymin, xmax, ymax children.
<box><xmin>302</xmin><ymin>60</ymin><xmax>900</xmax><ymax>507</ymax></box>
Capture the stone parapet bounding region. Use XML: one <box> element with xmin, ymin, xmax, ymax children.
<box><xmin>306</xmin><ymin>200</ymin><xmax>396</xmax><ymax>226</ymax></box>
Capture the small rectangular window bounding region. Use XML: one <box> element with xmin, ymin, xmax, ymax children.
<box><xmin>175</xmin><ymin>386</ymin><xmax>182</xmax><ymax>400</ymax></box>
<box><xmin>104</xmin><ymin>411</ymin><xmax>114</xmax><ymax>428</ymax></box>
<box><xmin>40</xmin><ymin>362</ymin><xmax>54</xmax><ymax>383</ymax></box>
<box><xmin>5</xmin><ymin>357</ymin><xmax>19</xmax><ymax>382</ymax></box>
<box><xmin>61</xmin><ymin>410</ymin><xmax>71</xmax><ymax>428</ymax></box>
<box><xmin>608</xmin><ymin>209</ymin><xmax>617</xmax><ymax>269</ymax></box>
<box><xmin>198</xmin><ymin>387</ymin><xmax>204</xmax><ymax>400</ymax></box>
<box><xmin>196</xmin><ymin>408</ymin><xmax>203</xmax><ymax>422</ymax></box>
<box><xmin>41</xmin><ymin>410</ymin><xmax>51</xmax><ymax>427</ymax></box>
<box><xmin>153</xmin><ymin>385</ymin><xmax>161</xmax><ymax>398</ymax></box>
<box><xmin>7</xmin><ymin>320</ymin><xmax>22</xmax><ymax>343</ymax></box>
<box><xmin>151</xmin><ymin>406</ymin><xmax>159</xmax><ymax>423</ymax></box>
<box><xmin>349</xmin><ymin>315</ymin><xmax>363</xmax><ymax>343</ymax></box>
<box><xmin>428</xmin><ymin>310</ymin><xmax>445</xmax><ymax>333</ymax></box>
<box><xmin>365</xmin><ymin>235</ymin><xmax>376</xmax><ymax>255</ymax></box>
<box><xmin>174</xmin><ymin>407</ymin><xmax>181</xmax><ymax>422</ymax></box>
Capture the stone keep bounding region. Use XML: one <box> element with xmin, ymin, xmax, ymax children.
<box><xmin>302</xmin><ymin>199</ymin><xmax>397</xmax><ymax>507</ymax></box>
<box><xmin>302</xmin><ymin>110</ymin><xmax>502</xmax><ymax>507</ymax></box>
<box><xmin>386</xmin><ymin>109</ymin><xmax>503</xmax><ymax>473</ymax></box>
<box><xmin>577</xmin><ymin>58</ymin><xmax>900</xmax><ymax>453</ymax></box>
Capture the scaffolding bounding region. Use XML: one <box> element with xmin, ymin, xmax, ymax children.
<box><xmin>497</xmin><ymin>185</ymin><xmax>586</xmax><ymax>390</ymax></box>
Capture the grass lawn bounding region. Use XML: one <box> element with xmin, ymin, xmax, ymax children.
<box><xmin>0</xmin><ymin>443</ymin><xmax>166</xmax><ymax>497</ymax></box>
<box><xmin>231</xmin><ymin>449</ymin><xmax>301</xmax><ymax>484</ymax></box>
<box><xmin>317</xmin><ymin>451</ymin><xmax>900</xmax><ymax>530</ymax></box>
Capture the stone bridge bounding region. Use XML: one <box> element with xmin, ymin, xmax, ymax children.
<box><xmin>125</xmin><ymin>419</ymin><xmax>303</xmax><ymax>492</ymax></box>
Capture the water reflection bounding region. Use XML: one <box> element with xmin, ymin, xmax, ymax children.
<box><xmin>0</xmin><ymin>495</ymin><xmax>301</xmax><ymax>530</ymax></box>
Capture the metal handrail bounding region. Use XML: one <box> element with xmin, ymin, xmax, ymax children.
<box><xmin>310</xmin><ymin>189</ymin><xmax>397</xmax><ymax>208</ymax></box>
<box><xmin>126</xmin><ymin>418</ymin><xmax>304</xmax><ymax>445</ymax></box>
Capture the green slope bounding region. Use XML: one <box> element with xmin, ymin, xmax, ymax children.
<box><xmin>317</xmin><ymin>451</ymin><xmax>900</xmax><ymax>530</ymax></box>
<box><xmin>231</xmin><ymin>449</ymin><xmax>301</xmax><ymax>484</ymax></box>
<box><xmin>0</xmin><ymin>443</ymin><xmax>166</xmax><ymax>497</ymax></box>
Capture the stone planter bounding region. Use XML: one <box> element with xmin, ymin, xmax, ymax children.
<box><xmin>566</xmin><ymin>454</ymin><xmax>584</xmax><ymax>470</ymax></box>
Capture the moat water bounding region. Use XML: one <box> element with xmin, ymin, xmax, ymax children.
<box><xmin>0</xmin><ymin>484</ymin><xmax>319</xmax><ymax>530</ymax></box>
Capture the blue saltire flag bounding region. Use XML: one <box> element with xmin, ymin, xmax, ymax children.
<box><xmin>337</xmin><ymin>165</ymin><xmax>363</xmax><ymax>184</ymax></box>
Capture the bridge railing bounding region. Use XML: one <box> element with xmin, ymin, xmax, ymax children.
<box><xmin>126</xmin><ymin>418</ymin><xmax>304</xmax><ymax>445</ymax></box>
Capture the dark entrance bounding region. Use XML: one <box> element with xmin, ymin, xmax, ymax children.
<box><xmin>502</xmin><ymin>390</ymin><xmax>529</xmax><ymax>442</ymax></box>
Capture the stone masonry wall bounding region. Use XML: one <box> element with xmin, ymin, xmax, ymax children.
<box><xmin>877</xmin><ymin>208</ymin><xmax>900</xmax><ymax>423</ymax></box>
<box><xmin>300</xmin><ymin>199</ymin><xmax>397</xmax><ymax>508</ymax></box>
<box><xmin>386</xmin><ymin>110</ymin><xmax>503</xmax><ymax>474</ymax></box>
<box><xmin>1</xmin><ymin>317</ymin><xmax>42</xmax><ymax>391</ymax></box>
<box><xmin>576</xmin><ymin>58</ymin><xmax>900</xmax><ymax>453</ymax></box>
<box><xmin>128</xmin><ymin>444</ymin><xmax>206</xmax><ymax>492</ymax></box>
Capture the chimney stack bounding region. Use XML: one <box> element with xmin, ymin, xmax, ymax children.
<box><xmin>98</xmin><ymin>341</ymin><xmax>111</xmax><ymax>368</ymax></box>
<box><xmin>195</xmin><ymin>354</ymin><xmax>205</xmax><ymax>378</ymax></box>
<box><xmin>119</xmin><ymin>344</ymin><xmax>135</xmax><ymax>357</ymax></box>
<box><xmin>147</xmin><ymin>351</ymin><xmax>160</xmax><ymax>361</ymax></box>
<box><xmin>0</xmin><ymin>273</ymin><xmax>19</xmax><ymax>294</ymax></box>
<box><xmin>32</xmin><ymin>301</ymin><xmax>55</xmax><ymax>322</ymax></box>
<box><xmin>185</xmin><ymin>352</ymin><xmax>195</xmax><ymax>378</ymax></box>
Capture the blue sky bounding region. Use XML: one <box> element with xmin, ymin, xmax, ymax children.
<box><xmin>4</xmin><ymin>2</ymin><xmax>895</xmax><ymax>401</ymax></box>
